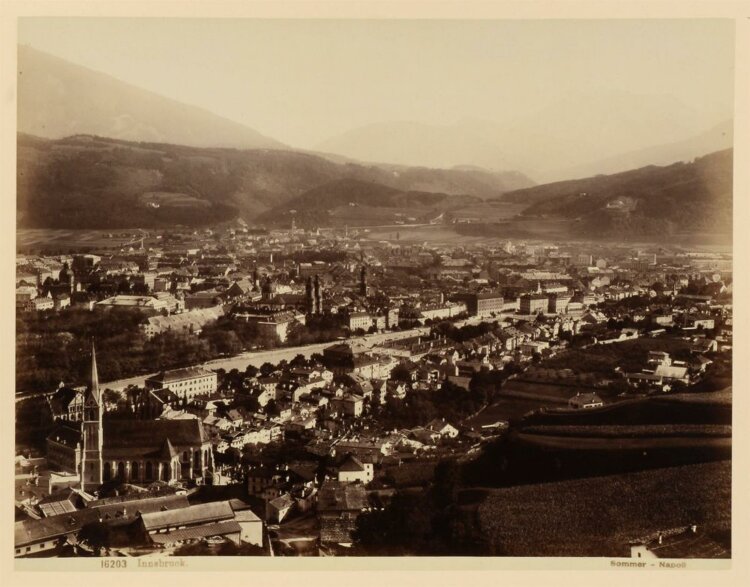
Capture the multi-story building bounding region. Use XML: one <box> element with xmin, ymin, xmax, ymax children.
<box><xmin>453</xmin><ymin>292</ymin><xmax>503</xmax><ymax>318</ymax></box>
<box><xmin>146</xmin><ymin>366</ymin><xmax>218</xmax><ymax>400</ymax></box>
<box><xmin>348</xmin><ymin>312</ymin><xmax>373</xmax><ymax>331</ymax></box>
<box><xmin>140</xmin><ymin>305</ymin><xmax>224</xmax><ymax>339</ymax></box>
<box><xmin>519</xmin><ymin>293</ymin><xmax>548</xmax><ymax>315</ymax></box>
<box><xmin>548</xmin><ymin>292</ymin><xmax>573</xmax><ymax>314</ymax></box>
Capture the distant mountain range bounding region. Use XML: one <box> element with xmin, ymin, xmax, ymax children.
<box><xmin>15</xmin><ymin>46</ymin><xmax>733</xmax><ymax>241</ymax></box>
<box><xmin>316</xmin><ymin>95</ymin><xmax>732</xmax><ymax>183</ymax></box>
<box><xmin>18</xmin><ymin>45</ymin><xmax>284</xmax><ymax>150</ymax></box>
<box><xmin>17</xmin><ymin>132</ymin><xmax>732</xmax><ymax>243</ymax></box>
<box><xmin>18</xmin><ymin>46</ymin><xmax>733</xmax><ymax>185</ymax></box>
<box><xmin>17</xmin><ymin>134</ymin><xmax>532</xmax><ymax>229</ymax></box>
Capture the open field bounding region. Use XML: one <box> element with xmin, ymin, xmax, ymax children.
<box><xmin>465</xmin><ymin>397</ymin><xmax>560</xmax><ymax>427</ymax></box>
<box><xmin>475</xmin><ymin>460</ymin><xmax>731</xmax><ymax>557</ymax></box>
<box><xmin>447</xmin><ymin>202</ymin><xmax>527</xmax><ymax>221</ymax></box>
<box><xmin>464</xmin><ymin>378</ymin><xmax>612</xmax><ymax>428</ymax></box>
<box><xmin>363</xmin><ymin>224</ymin><xmax>499</xmax><ymax>244</ymax></box>
<box><xmin>365</xmin><ymin>218</ymin><xmax>734</xmax><ymax>247</ymax></box>
<box><xmin>661</xmin><ymin>387</ymin><xmax>732</xmax><ymax>405</ymax></box>
<box><xmin>17</xmin><ymin>228</ymin><xmax>147</xmax><ymax>253</ymax></box>
<box><xmin>501</xmin><ymin>379</ymin><xmax>602</xmax><ymax>402</ymax></box>
<box><xmin>519</xmin><ymin>424</ymin><xmax>732</xmax><ymax>438</ymax></box>
<box><xmin>139</xmin><ymin>191</ymin><xmax>211</xmax><ymax>208</ymax></box>
<box><xmin>522</xmin><ymin>396</ymin><xmax>731</xmax><ymax>426</ymax></box>
<box><xmin>513</xmin><ymin>431</ymin><xmax>731</xmax><ymax>451</ymax></box>
<box><xmin>328</xmin><ymin>205</ymin><xmax>435</xmax><ymax>225</ymax></box>
<box><xmin>362</xmin><ymin>218</ymin><xmax>578</xmax><ymax>244</ymax></box>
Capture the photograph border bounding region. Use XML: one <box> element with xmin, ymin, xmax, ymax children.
<box><xmin>2</xmin><ymin>1</ymin><xmax>748</xmax><ymax>585</ymax></box>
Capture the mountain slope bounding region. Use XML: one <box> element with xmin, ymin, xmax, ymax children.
<box><xmin>17</xmin><ymin>45</ymin><xmax>285</xmax><ymax>149</ymax></box>
<box><xmin>17</xmin><ymin>134</ymin><xmax>532</xmax><ymax>229</ymax></box>
<box><xmin>256</xmin><ymin>178</ymin><xmax>482</xmax><ymax>228</ymax></box>
<box><xmin>499</xmin><ymin>149</ymin><xmax>733</xmax><ymax>238</ymax></box>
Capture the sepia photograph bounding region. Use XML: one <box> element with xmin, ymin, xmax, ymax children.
<box><xmin>7</xmin><ymin>3</ymin><xmax>743</xmax><ymax>571</ymax></box>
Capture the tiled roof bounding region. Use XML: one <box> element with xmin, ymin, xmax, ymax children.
<box><xmin>269</xmin><ymin>494</ymin><xmax>295</xmax><ymax>511</ymax></box>
<box><xmin>317</xmin><ymin>480</ymin><xmax>368</xmax><ymax>512</ymax></box>
<box><xmin>103</xmin><ymin>420</ymin><xmax>207</xmax><ymax>455</ymax></box>
<box><xmin>147</xmin><ymin>366</ymin><xmax>215</xmax><ymax>384</ymax></box>
<box><xmin>38</xmin><ymin>500</ymin><xmax>78</xmax><ymax>518</ymax></box>
<box><xmin>15</xmin><ymin>509</ymin><xmax>99</xmax><ymax>547</ymax></box>
<box><xmin>150</xmin><ymin>388</ymin><xmax>181</xmax><ymax>404</ymax></box>
<box><xmin>85</xmin><ymin>486</ymin><xmax>179</xmax><ymax>508</ymax></box>
<box><xmin>338</xmin><ymin>454</ymin><xmax>366</xmax><ymax>473</ymax></box>
<box><xmin>140</xmin><ymin>500</ymin><xmax>234</xmax><ymax>532</ymax></box>
<box><xmin>148</xmin><ymin>520</ymin><xmax>242</xmax><ymax>545</ymax></box>
<box><xmin>319</xmin><ymin>515</ymin><xmax>358</xmax><ymax>544</ymax></box>
<box><xmin>95</xmin><ymin>495</ymin><xmax>190</xmax><ymax>522</ymax></box>
<box><xmin>46</xmin><ymin>423</ymin><xmax>82</xmax><ymax>448</ymax></box>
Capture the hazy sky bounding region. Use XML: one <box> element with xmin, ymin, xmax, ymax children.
<box><xmin>18</xmin><ymin>18</ymin><xmax>735</xmax><ymax>148</ymax></box>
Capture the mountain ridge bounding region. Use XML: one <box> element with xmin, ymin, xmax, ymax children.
<box><xmin>18</xmin><ymin>45</ymin><xmax>286</xmax><ymax>150</ymax></box>
<box><xmin>17</xmin><ymin>133</ymin><xmax>533</xmax><ymax>229</ymax></box>
<box><xmin>496</xmin><ymin>149</ymin><xmax>733</xmax><ymax>239</ymax></box>
<box><xmin>315</xmin><ymin>93</ymin><xmax>730</xmax><ymax>182</ymax></box>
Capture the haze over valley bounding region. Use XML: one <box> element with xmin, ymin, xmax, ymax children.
<box><xmin>16</xmin><ymin>19</ymin><xmax>734</xmax><ymax>243</ymax></box>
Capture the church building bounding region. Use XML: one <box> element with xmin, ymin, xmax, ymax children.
<box><xmin>46</xmin><ymin>345</ymin><xmax>215</xmax><ymax>493</ymax></box>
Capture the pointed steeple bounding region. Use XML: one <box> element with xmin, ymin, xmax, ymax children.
<box><xmin>81</xmin><ymin>341</ymin><xmax>104</xmax><ymax>492</ymax></box>
<box><xmin>87</xmin><ymin>342</ymin><xmax>100</xmax><ymax>406</ymax></box>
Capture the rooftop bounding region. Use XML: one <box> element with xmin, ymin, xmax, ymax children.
<box><xmin>103</xmin><ymin>419</ymin><xmax>208</xmax><ymax>455</ymax></box>
<box><xmin>147</xmin><ymin>366</ymin><xmax>216</xmax><ymax>384</ymax></box>
<box><xmin>148</xmin><ymin>520</ymin><xmax>242</xmax><ymax>545</ymax></box>
<box><xmin>317</xmin><ymin>479</ymin><xmax>368</xmax><ymax>512</ymax></box>
<box><xmin>140</xmin><ymin>500</ymin><xmax>234</xmax><ymax>531</ymax></box>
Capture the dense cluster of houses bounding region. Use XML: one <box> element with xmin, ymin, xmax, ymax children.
<box><xmin>16</xmin><ymin>228</ymin><xmax>733</xmax><ymax>557</ymax></box>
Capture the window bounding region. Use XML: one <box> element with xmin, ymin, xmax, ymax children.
<box><xmin>25</xmin><ymin>547</ymin><xmax>31</xmax><ymax>553</ymax></box>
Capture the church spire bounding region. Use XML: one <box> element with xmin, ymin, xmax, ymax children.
<box><xmin>90</xmin><ymin>341</ymin><xmax>100</xmax><ymax>404</ymax></box>
<box><xmin>81</xmin><ymin>341</ymin><xmax>104</xmax><ymax>492</ymax></box>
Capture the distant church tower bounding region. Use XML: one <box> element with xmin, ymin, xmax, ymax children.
<box><xmin>306</xmin><ymin>277</ymin><xmax>316</xmax><ymax>314</ymax></box>
<box><xmin>359</xmin><ymin>266</ymin><xmax>368</xmax><ymax>297</ymax></box>
<box><xmin>262</xmin><ymin>276</ymin><xmax>273</xmax><ymax>301</ymax></box>
<box><xmin>80</xmin><ymin>343</ymin><xmax>103</xmax><ymax>493</ymax></box>
<box><xmin>314</xmin><ymin>275</ymin><xmax>323</xmax><ymax>314</ymax></box>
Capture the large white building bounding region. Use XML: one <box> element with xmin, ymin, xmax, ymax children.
<box><xmin>146</xmin><ymin>366</ymin><xmax>218</xmax><ymax>400</ymax></box>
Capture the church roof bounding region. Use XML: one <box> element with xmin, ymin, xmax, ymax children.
<box><xmin>159</xmin><ymin>438</ymin><xmax>179</xmax><ymax>460</ymax></box>
<box><xmin>102</xmin><ymin>420</ymin><xmax>207</xmax><ymax>459</ymax></box>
